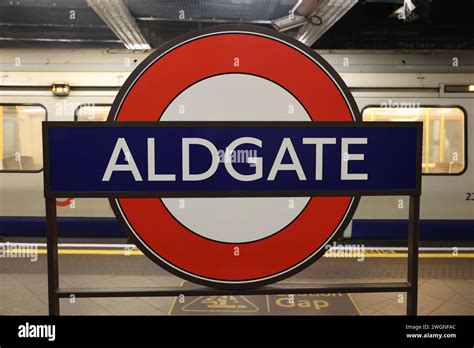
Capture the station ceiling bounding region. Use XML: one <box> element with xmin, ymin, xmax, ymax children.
<box><xmin>0</xmin><ymin>0</ymin><xmax>473</xmax><ymax>50</ymax></box>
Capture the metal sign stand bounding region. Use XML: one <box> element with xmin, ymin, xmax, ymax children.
<box><xmin>45</xmin><ymin>194</ymin><xmax>419</xmax><ymax>316</ymax></box>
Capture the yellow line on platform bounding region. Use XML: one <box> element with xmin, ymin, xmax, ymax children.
<box><xmin>347</xmin><ymin>293</ymin><xmax>363</xmax><ymax>316</ymax></box>
<box><xmin>168</xmin><ymin>280</ymin><xmax>185</xmax><ymax>316</ymax></box>
<box><xmin>35</xmin><ymin>249</ymin><xmax>143</xmax><ymax>255</ymax></box>
<box><xmin>168</xmin><ymin>296</ymin><xmax>178</xmax><ymax>316</ymax></box>
<box><xmin>32</xmin><ymin>249</ymin><xmax>474</xmax><ymax>258</ymax></box>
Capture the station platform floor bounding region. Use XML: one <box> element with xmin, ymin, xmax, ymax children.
<box><xmin>1</xmin><ymin>242</ymin><xmax>473</xmax><ymax>316</ymax></box>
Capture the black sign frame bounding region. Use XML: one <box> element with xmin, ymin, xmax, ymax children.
<box><xmin>43</xmin><ymin>120</ymin><xmax>422</xmax><ymax>316</ymax></box>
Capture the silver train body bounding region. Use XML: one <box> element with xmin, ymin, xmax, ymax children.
<box><xmin>0</xmin><ymin>49</ymin><xmax>473</xmax><ymax>240</ymax></box>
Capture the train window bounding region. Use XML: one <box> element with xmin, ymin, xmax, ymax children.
<box><xmin>362</xmin><ymin>106</ymin><xmax>466</xmax><ymax>174</ymax></box>
<box><xmin>75</xmin><ymin>104</ymin><xmax>111</xmax><ymax>121</ymax></box>
<box><xmin>0</xmin><ymin>104</ymin><xmax>46</xmax><ymax>172</ymax></box>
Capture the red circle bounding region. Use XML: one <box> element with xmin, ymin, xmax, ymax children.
<box><xmin>112</xmin><ymin>31</ymin><xmax>356</xmax><ymax>284</ymax></box>
<box><xmin>56</xmin><ymin>198</ymin><xmax>73</xmax><ymax>207</ymax></box>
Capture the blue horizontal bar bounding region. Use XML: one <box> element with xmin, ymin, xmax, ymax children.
<box><xmin>1</xmin><ymin>217</ymin><xmax>472</xmax><ymax>240</ymax></box>
<box><xmin>352</xmin><ymin>219</ymin><xmax>474</xmax><ymax>240</ymax></box>
<box><xmin>0</xmin><ymin>216</ymin><xmax>123</xmax><ymax>238</ymax></box>
<box><xmin>46</xmin><ymin>123</ymin><xmax>420</xmax><ymax>195</ymax></box>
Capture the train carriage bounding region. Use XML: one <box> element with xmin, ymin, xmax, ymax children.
<box><xmin>0</xmin><ymin>48</ymin><xmax>472</xmax><ymax>241</ymax></box>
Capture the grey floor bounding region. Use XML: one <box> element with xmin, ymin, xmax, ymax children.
<box><xmin>1</xmin><ymin>250</ymin><xmax>473</xmax><ymax>315</ymax></box>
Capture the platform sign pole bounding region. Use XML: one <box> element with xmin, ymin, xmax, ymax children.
<box><xmin>45</xmin><ymin>197</ymin><xmax>60</xmax><ymax>315</ymax></box>
<box><xmin>407</xmin><ymin>195</ymin><xmax>420</xmax><ymax>316</ymax></box>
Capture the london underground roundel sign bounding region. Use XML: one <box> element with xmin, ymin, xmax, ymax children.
<box><xmin>108</xmin><ymin>25</ymin><xmax>360</xmax><ymax>288</ymax></box>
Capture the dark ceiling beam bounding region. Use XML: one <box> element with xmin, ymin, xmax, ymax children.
<box><xmin>361</xmin><ymin>0</ymin><xmax>403</xmax><ymax>3</ymax></box>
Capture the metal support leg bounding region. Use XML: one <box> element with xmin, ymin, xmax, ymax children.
<box><xmin>46</xmin><ymin>198</ymin><xmax>60</xmax><ymax>315</ymax></box>
<box><xmin>407</xmin><ymin>195</ymin><xmax>420</xmax><ymax>316</ymax></box>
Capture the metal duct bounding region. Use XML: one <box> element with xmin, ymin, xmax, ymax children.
<box><xmin>295</xmin><ymin>0</ymin><xmax>358</xmax><ymax>46</ymax></box>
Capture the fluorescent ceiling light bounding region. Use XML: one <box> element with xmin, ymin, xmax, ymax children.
<box><xmin>87</xmin><ymin>0</ymin><xmax>151</xmax><ymax>50</ymax></box>
<box><xmin>271</xmin><ymin>14</ymin><xmax>307</xmax><ymax>32</ymax></box>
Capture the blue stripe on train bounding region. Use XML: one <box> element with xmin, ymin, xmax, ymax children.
<box><xmin>0</xmin><ymin>217</ymin><xmax>472</xmax><ymax>240</ymax></box>
<box><xmin>352</xmin><ymin>219</ymin><xmax>474</xmax><ymax>240</ymax></box>
<box><xmin>0</xmin><ymin>217</ymin><xmax>124</xmax><ymax>238</ymax></box>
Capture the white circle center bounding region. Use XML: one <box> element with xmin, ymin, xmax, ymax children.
<box><xmin>161</xmin><ymin>74</ymin><xmax>311</xmax><ymax>243</ymax></box>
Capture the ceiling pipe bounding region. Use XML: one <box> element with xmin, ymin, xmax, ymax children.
<box><xmin>295</xmin><ymin>0</ymin><xmax>358</xmax><ymax>47</ymax></box>
<box><xmin>272</xmin><ymin>0</ymin><xmax>358</xmax><ymax>47</ymax></box>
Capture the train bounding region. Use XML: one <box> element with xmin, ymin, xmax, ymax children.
<box><xmin>0</xmin><ymin>48</ymin><xmax>472</xmax><ymax>241</ymax></box>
